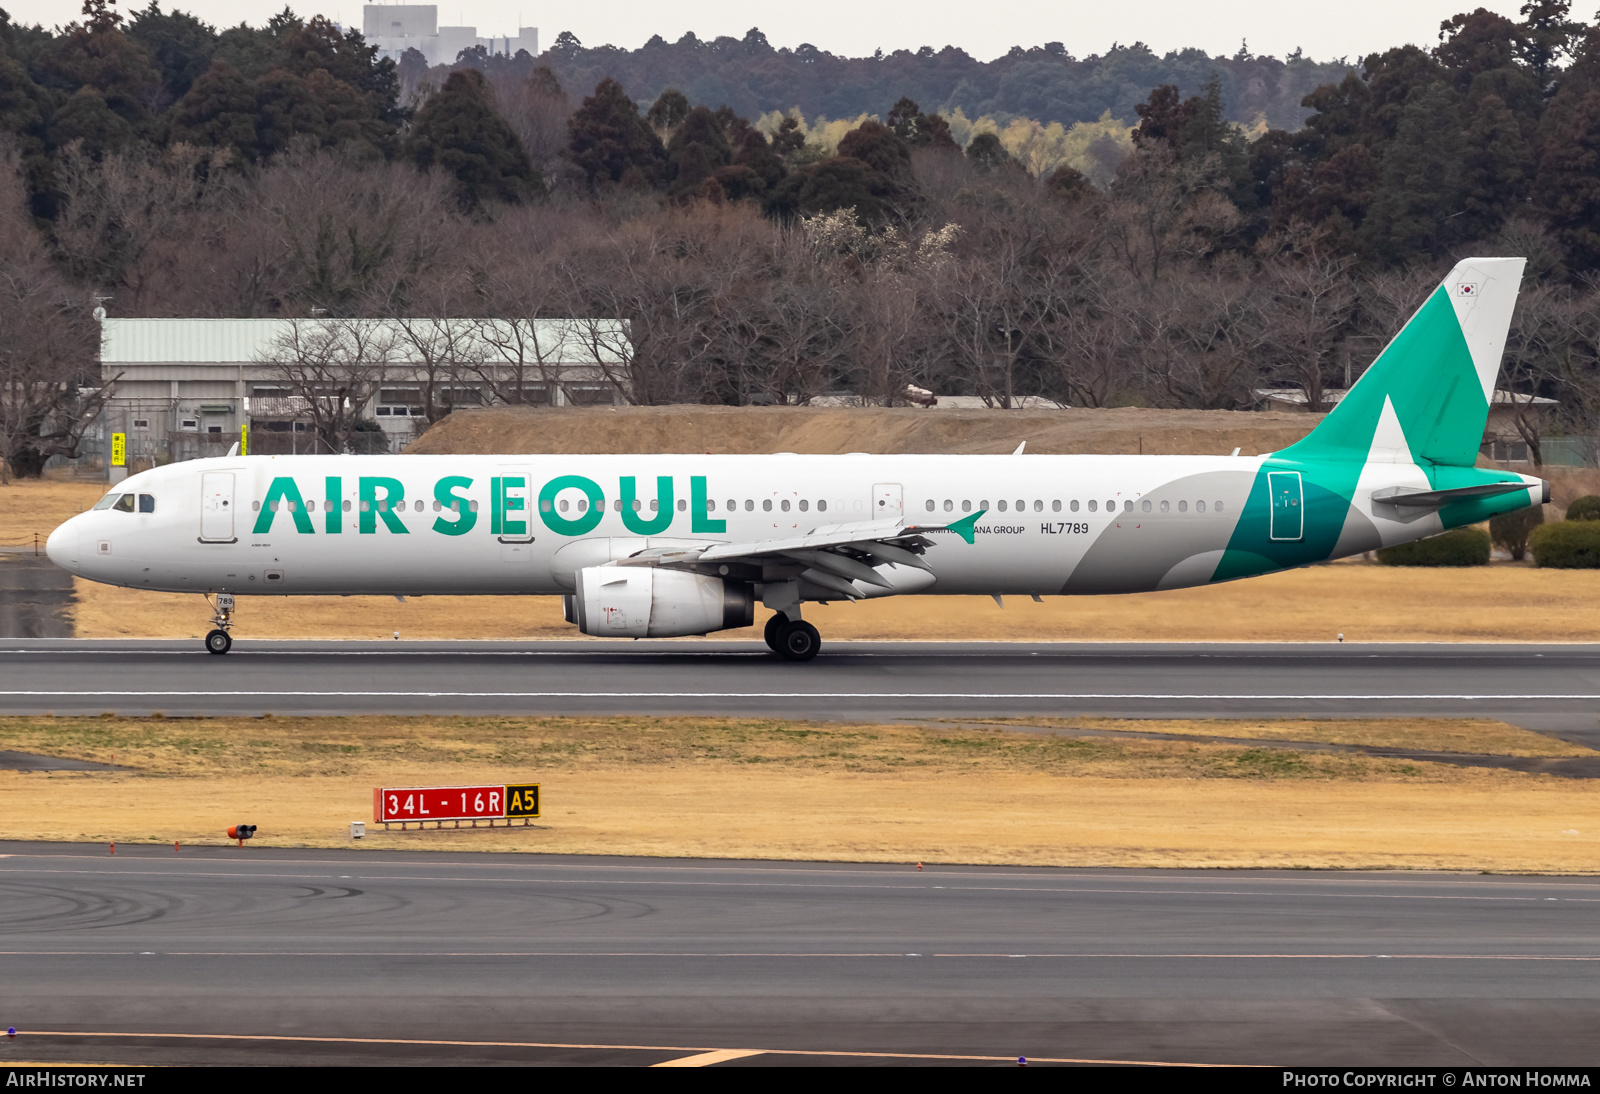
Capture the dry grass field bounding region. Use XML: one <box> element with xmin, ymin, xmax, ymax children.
<box><xmin>3</xmin><ymin>715</ymin><xmax>1596</xmax><ymax>871</ymax></box>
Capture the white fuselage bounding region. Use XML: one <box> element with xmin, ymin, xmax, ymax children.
<box><xmin>47</xmin><ymin>452</ymin><xmax>1277</xmax><ymax>598</ymax></box>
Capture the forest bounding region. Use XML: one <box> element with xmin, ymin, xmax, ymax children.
<box><xmin>4</xmin><ymin>0</ymin><xmax>1600</xmax><ymax>472</ymax></box>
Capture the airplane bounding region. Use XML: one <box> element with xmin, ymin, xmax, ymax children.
<box><xmin>47</xmin><ymin>257</ymin><xmax>1547</xmax><ymax>661</ymax></box>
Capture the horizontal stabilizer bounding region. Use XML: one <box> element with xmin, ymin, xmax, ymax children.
<box><xmin>1372</xmin><ymin>481</ymin><xmax>1541</xmax><ymax>509</ymax></box>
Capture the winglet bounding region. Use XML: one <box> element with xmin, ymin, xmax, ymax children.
<box><xmin>943</xmin><ymin>509</ymin><xmax>985</xmax><ymax>545</ymax></box>
<box><xmin>1013</xmin><ymin>441</ymin><xmax>1026</xmax><ymax>455</ymax></box>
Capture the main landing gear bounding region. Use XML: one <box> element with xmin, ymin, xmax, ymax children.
<box><xmin>205</xmin><ymin>592</ymin><xmax>235</xmax><ymax>655</ymax></box>
<box><xmin>764</xmin><ymin>612</ymin><xmax>821</xmax><ymax>662</ymax></box>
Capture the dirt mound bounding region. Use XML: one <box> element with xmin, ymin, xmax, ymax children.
<box><xmin>409</xmin><ymin>405</ymin><xmax>1324</xmax><ymax>457</ymax></box>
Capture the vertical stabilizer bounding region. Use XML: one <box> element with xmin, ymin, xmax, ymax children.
<box><xmin>1280</xmin><ymin>257</ymin><xmax>1525</xmax><ymax>468</ymax></box>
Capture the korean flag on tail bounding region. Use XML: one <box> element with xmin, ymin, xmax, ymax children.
<box><xmin>1457</xmin><ymin>283</ymin><xmax>1478</xmax><ymax>297</ymax></box>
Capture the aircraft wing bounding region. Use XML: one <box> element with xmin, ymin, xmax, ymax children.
<box><xmin>614</xmin><ymin>510</ymin><xmax>986</xmax><ymax>599</ymax></box>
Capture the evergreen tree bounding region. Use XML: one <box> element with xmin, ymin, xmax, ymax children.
<box><xmin>646</xmin><ymin>88</ymin><xmax>688</xmax><ymax>132</ymax></box>
<box><xmin>1360</xmin><ymin>81</ymin><xmax>1466</xmax><ymax>264</ymax></box>
<box><xmin>966</xmin><ymin>131</ymin><xmax>1010</xmax><ymax>170</ymax></box>
<box><xmin>566</xmin><ymin>77</ymin><xmax>665</xmax><ymax>189</ymax></box>
<box><xmin>168</xmin><ymin>59</ymin><xmax>257</xmax><ymax>160</ymax></box>
<box><xmin>665</xmin><ymin>104</ymin><xmax>732</xmax><ymax>196</ymax></box>
<box><xmin>126</xmin><ymin>2</ymin><xmax>216</xmax><ymax>102</ymax></box>
<box><xmin>1460</xmin><ymin>92</ymin><xmax>1530</xmax><ymax>239</ymax></box>
<box><xmin>836</xmin><ymin>119</ymin><xmax>911</xmax><ymax>180</ymax></box>
<box><xmin>407</xmin><ymin>68</ymin><xmax>539</xmax><ymax>209</ymax></box>
<box><xmin>1534</xmin><ymin>86</ymin><xmax>1600</xmax><ymax>269</ymax></box>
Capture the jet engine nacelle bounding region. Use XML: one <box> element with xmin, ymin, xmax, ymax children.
<box><xmin>567</xmin><ymin>566</ymin><xmax>754</xmax><ymax>638</ymax></box>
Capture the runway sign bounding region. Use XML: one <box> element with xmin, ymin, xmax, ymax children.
<box><xmin>373</xmin><ymin>782</ymin><xmax>540</xmax><ymax>829</ymax></box>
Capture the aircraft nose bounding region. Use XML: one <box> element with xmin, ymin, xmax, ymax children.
<box><xmin>45</xmin><ymin>518</ymin><xmax>80</xmax><ymax>574</ymax></box>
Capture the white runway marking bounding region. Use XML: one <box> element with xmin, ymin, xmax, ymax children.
<box><xmin>0</xmin><ymin>690</ymin><xmax>1593</xmax><ymax>700</ymax></box>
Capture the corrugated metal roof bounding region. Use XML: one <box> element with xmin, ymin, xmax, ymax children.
<box><xmin>100</xmin><ymin>318</ymin><xmax>631</xmax><ymax>365</ymax></box>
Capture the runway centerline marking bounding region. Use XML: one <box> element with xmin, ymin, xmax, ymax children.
<box><xmin>1</xmin><ymin>690</ymin><xmax>1598</xmax><ymax>701</ymax></box>
<box><xmin>8</xmin><ymin>951</ymin><xmax>1600</xmax><ymax>960</ymax></box>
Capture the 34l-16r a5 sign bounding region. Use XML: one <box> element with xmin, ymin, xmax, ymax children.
<box><xmin>374</xmin><ymin>782</ymin><xmax>540</xmax><ymax>827</ymax></box>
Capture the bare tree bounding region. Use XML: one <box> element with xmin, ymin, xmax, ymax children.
<box><xmin>259</xmin><ymin>319</ymin><xmax>396</xmax><ymax>454</ymax></box>
<box><xmin>1259</xmin><ymin>245</ymin><xmax>1357</xmax><ymax>411</ymax></box>
<box><xmin>0</xmin><ymin>147</ymin><xmax>107</xmax><ymax>481</ymax></box>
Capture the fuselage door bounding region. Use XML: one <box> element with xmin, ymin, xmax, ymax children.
<box><xmin>494</xmin><ymin>468</ymin><xmax>536</xmax><ymax>546</ymax></box>
<box><xmin>1268</xmin><ymin>470</ymin><xmax>1304</xmax><ymax>541</ymax></box>
<box><xmin>873</xmin><ymin>483</ymin><xmax>903</xmax><ymax>520</ymax></box>
<box><xmin>199</xmin><ymin>472</ymin><xmax>236</xmax><ymax>543</ymax></box>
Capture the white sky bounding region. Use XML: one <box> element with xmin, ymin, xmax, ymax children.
<box><xmin>3</xmin><ymin>0</ymin><xmax>1527</xmax><ymax>63</ymax></box>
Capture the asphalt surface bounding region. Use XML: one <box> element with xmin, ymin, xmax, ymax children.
<box><xmin>1</xmin><ymin>639</ymin><xmax>1599</xmax><ymax>744</ymax></box>
<box><xmin>1</xmin><ymin>842</ymin><xmax>1598</xmax><ymax>1067</ymax></box>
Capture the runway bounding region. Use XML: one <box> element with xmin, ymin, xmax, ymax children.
<box><xmin>2</xmin><ymin>842</ymin><xmax>1598</xmax><ymax>1067</ymax></box>
<box><xmin>1</xmin><ymin>640</ymin><xmax>1599</xmax><ymax>740</ymax></box>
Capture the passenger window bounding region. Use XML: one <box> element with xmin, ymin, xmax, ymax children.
<box><xmin>818</xmin><ymin>500</ymin><xmax>827</xmax><ymax>512</ymax></box>
<box><xmin>1178</xmin><ymin>500</ymin><xmax>1187</xmax><ymax>513</ymax></box>
<box><xmin>961</xmin><ymin>500</ymin><xmax>972</xmax><ymax>513</ymax></box>
<box><xmin>631</xmin><ymin>499</ymin><xmax>642</xmax><ymax>512</ymax></box>
<box><xmin>1034</xmin><ymin>500</ymin><xmax>1043</xmax><ymax>512</ymax></box>
<box><xmin>1197</xmin><ymin>500</ymin><xmax>1207</xmax><ymax>513</ymax></box>
<box><xmin>1123</xmin><ymin>500</ymin><xmax>1133</xmax><ymax>512</ymax></box>
<box><xmin>138</xmin><ymin>494</ymin><xmax>155</xmax><ymax>513</ymax></box>
<box><xmin>415</xmin><ymin>500</ymin><xmax>424</xmax><ymax>513</ymax></box>
<box><xmin>799</xmin><ymin>499</ymin><xmax>809</xmax><ymax>512</ymax></box>
<box><xmin>112</xmin><ymin>493</ymin><xmax>135</xmax><ymax>512</ymax></box>
<box><xmin>452</xmin><ymin>501</ymin><xmax>461</xmax><ymax>512</ymax></box>
<box><xmin>360</xmin><ymin>500</ymin><xmax>370</xmax><ymax>512</ymax></box>
<box><xmin>559</xmin><ymin>499</ymin><xmax>569</xmax><ymax>512</ymax></box>
<box><xmin>1106</xmin><ymin>499</ymin><xmax>1115</xmax><ymax>511</ymax></box>
<box><xmin>92</xmin><ymin>493</ymin><xmax>120</xmax><ymax>510</ymax></box>
<box><xmin>780</xmin><ymin>499</ymin><xmax>790</xmax><ymax>512</ymax></box>
<box><xmin>1160</xmin><ymin>500</ymin><xmax>1169</xmax><ymax>512</ymax></box>
<box><xmin>251</xmin><ymin>500</ymin><xmax>261</xmax><ymax>512</ymax></box>
<box><xmin>677</xmin><ymin>499</ymin><xmax>687</xmax><ymax>511</ymax></box>
<box><xmin>1215</xmin><ymin>501</ymin><xmax>1225</xmax><ymax>513</ymax></box>
<box><xmin>613</xmin><ymin>499</ymin><xmax>622</xmax><ymax>512</ymax></box>
<box><xmin>1141</xmin><ymin>500</ymin><xmax>1151</xmax><ymax>513</ymax></box>
<box><xmin>707</xmin><ymin>499</ymin><xmax>717</xmax><ymax>511</ymax></box>
<box><xmin>343</xmin><ymin>499</ymin><xmax>352</xmax><ymax>512</ymax></box>
<box><xmin>727</xmin><ymin>499</ymin><xmax>736</xmax><ymax>511</ymax></box>
<box><xmin>1016</xmin><ymin>500</ymin><xmax>1025</xmax><ymax>511</ymax></box>
<box><xmin>745</xmin><ymin>499</ymin><xmax>754</xmax><ymax>511</ymax></box>
<box><xmin>539</xmin><ymin>499</ymin><xmax>550</xmax><ymax>512</ymax></box>
<box><xmin>1070</xmin><ymin>500</ymin><xmax>1079</xmax><ymax>512</ymax></box>
<box><xmin>649</xmin><ymin>499</ymin><xmax>658</xmax><ymax>512</ymax></box>
<box><xmin>998</xmin><ymin>500</ymin><xmax>1008</xmax><ymax>512</ymax></box>
<box><xmin>763</xmin><ymin>499</ymin><xmax>773</xmax><ymax>512</ymax></box>
<box><xmin>468</xmin><ymin>501</ymin><xmax>479</xmax><ymax>512</ymax></box>
<box><xmin>1087</xmin><ymin>500</ymin><xmax>1097</xmax><ymax>512</ymax></box>
<box><xmin>1051</xmin><ymin>500</ymin><xmax>1060</xmax><ymax>513</ymax></box>
<box><xmin>269</xmin><ymin>500</ymin><xmax>280</xmax><ymax>513</ymax></box>
<box><xmin>943</xmin><ymin>499</ymin><xmax>953</xmax><ymax>512</ymax></box>
<box><xmin>378</xmin><ymin>500</ymin><xmax>388</xmax><ymax>512</ymax></box>
<box><xmin>925</xmin><ymin>499</ymin><xmax>935</xmax><ymax>512</ymax></box>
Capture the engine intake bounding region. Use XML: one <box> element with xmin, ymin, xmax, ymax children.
<box><xmin>566</xmin><ymin>566</ymin><xmax>754</xmax><ymax>638</ymax></box>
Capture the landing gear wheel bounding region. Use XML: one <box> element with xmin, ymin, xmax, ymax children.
<box><xmin>763</xmin><ymin>613</ymin><xmax>788</xmax><ymax>652</ymax></box>
<box><xmin>205</xmin><ymin>628</ymin><xmax>232</xmax><ymax>655</ymax></box>
<box><xmin>776</xmin><ymin>620</ymin><xmax>820</xmax><ymax>662</ymax></box>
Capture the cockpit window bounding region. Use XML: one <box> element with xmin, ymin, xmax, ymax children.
<box><xmin>111</xmin><ymin>493</ymin><xmax>136</xmax><ymax>512</ymax></box>
<box><xmin>138</xmin><ymin>493</ymin><xmax>155</xmax><ymax>513</ymax></box>
<box><xmin>92</xmin><ymin>494</ymin><xmax>120</xmax><ymax>510</ymax></box>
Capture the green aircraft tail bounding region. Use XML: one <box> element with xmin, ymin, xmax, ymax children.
<box><xmin>1279</xmin><ymin>257</ymin><xmax>1526</xmax><ymax>468</ymax></box>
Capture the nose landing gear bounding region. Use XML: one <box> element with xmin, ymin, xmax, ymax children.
<box><xmin>204</xmin><ymin>592</ymin><xmax>235</xmax><ymax>655</ymax></box>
